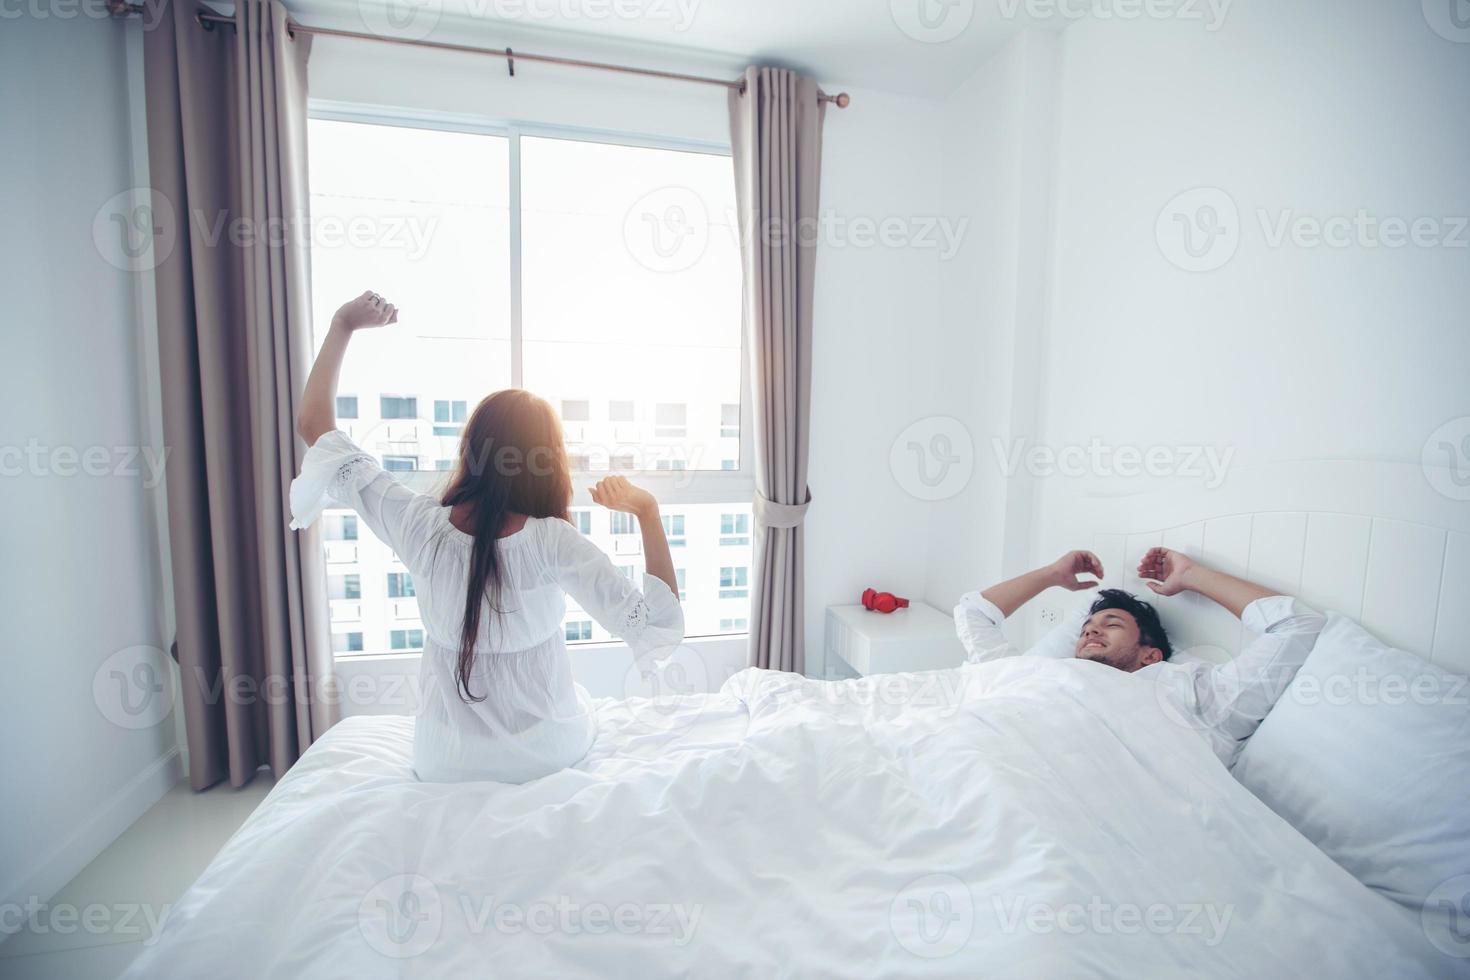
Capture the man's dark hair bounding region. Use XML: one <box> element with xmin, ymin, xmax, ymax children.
<box><xmin>1089</xmin><ymin>589</ymin><xmax>1173</xmax><ymax>660</ymax></box>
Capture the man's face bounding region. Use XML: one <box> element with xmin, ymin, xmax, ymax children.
<box><xmin>1074</xmin><ymin>608</ymin><xmax>1163</xmax><ymax>673</ymax></box>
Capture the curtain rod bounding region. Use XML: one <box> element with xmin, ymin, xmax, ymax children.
<box><xmin>112</xmin><ymin>2</ymin><xmax>851</xmax><ymax>108</ymax></box>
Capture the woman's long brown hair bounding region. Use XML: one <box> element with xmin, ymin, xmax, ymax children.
<box><xmin>440</xmin><ymin>389</ymin><xmax>570</xmax><ymax>702</ymax></box>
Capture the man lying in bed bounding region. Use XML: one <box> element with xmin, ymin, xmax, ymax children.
<box><xmin>955</xmin><ymin>547</ymin><xmax>1325</xmax><ymax>765</ymax></box>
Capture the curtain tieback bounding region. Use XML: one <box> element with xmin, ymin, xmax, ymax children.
<box><xmin>754</xmin><ymin>488</ymin><xmax>812</xmax><ymax>528</ymax></box>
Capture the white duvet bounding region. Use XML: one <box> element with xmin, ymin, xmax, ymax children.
<box><xmin>124</xmin><ymin>657</ymin><xmax>1455</xmax><ymax>978</ymax></box>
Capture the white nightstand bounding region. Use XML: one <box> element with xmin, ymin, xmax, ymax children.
<box><xmin>824</xmin><ymin>601</ymin><xmax>967</xmax><ymax>676</ymax></box>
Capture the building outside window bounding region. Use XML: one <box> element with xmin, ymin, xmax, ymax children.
<box><xmin>655</xmin><ymin>402</ymin><xmax>686</xmax><ymax>438</ymax></box>
<box><xmin>719</xmin><ymin>566</ymin><xmax>748</xmax><ymax>599</ymax></box>
<box><xmin>329</xmin><ymin>573</ymin><xmax>362</xmax><ymax>600</ymax></box>
<box><xmin>434</xmin><ymin>399</ymin><xmax>467</xmax><ymax>436</ymax></box>
<box><xmin>720</xmin><ymin>513</ymin><xmax>750</xmax><ymax>546</ymax></box>
<box><xmin>332</xmin><ymin>631</ymin><xmax>364</xmax><ymax>653</ymax></box>
<box><xmin>390</xmin><ymin>628</ymin><xmax>424</xmax><ymax>650</ymax></box>
<box><xmin>387</xmin><ymin>572</ymin><xmax>415</xmax><ymax>598</ymax></box>
<box><xmin>380</xmin><ymin>396</ymin><xmax>417</xmax><ymax>419</ymax></box>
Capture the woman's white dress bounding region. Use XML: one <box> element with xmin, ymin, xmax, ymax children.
<box><xmin>289</xmin><ymin>431</ymin><xmax>684</xmax><ymax>783</ymax></box>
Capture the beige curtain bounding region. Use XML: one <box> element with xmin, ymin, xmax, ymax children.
<box><xmin>144</xmin><ymin>0</ymin><xmax>335</xmax><ymax>790</ymax></box>
<box><xmin>728</xmin><ymin>68</ymin><xmax>826</xmax><ymax>673</ymax></box>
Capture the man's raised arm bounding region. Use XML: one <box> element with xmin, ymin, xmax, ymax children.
<box><xmin>1138</xmin><ymin>547</ymin><xmax>1325</xmax><ymax>760</ymax></box>
<box><xmin>955</xmin><ymin>551</ymin><xmax>1105</xmax><ymax>662</ymax></box>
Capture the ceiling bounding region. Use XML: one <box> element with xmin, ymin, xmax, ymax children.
<box><xmin>289</xmin><ymin>0</ymin><xmax>1065</xmax><ymax>98</ymax></box>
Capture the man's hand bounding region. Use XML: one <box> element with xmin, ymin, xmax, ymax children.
<box><xmin>1139</xmin><ymin>546</ymin><xmax>1279</xmax><ymax>618</ymax></box>
<box><xmin>980</xmin><ymin>549</ymin><xmax>1102</xmax><ymax>619</ymax></box>
<box><xmin>332</xmin><ymin>291</ymin><xmax>398</xmax><ymax>332</ymax></box>
<box><xmin>1049</xmin><ymin>550</ymin><xmax>1105</xmax><ymax>591</ymax></box>
<box><xmin>1138</xmin><ymin>547</ymin><xmax>1195</xmax><ymax>596</ymax></box>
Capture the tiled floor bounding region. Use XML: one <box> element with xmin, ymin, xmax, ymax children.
<box><xmin>0</xmin><ymin>772</ymin><xmax>274</xmax><ymax>980</ymax></box>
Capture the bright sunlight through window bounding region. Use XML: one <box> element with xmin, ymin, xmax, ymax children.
<box><xmin>307</xmin><ymin>116</ymin><xmax>752</xmax><ymax>654</ymax></box>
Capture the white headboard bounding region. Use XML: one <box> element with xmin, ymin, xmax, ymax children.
<box><xmin>1030</xmin><ymin>460</ymin><xmax>1469</xmax><ymax>674</ymax></box>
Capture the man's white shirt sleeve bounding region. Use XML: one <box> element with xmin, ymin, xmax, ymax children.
<box><xmin>1190</xmin><ymin>595</ymin><xmax>1325</xmax><ymax>762</ymax></box>
<box><xmin>953</xmin><ymin>592</ymin><xmax>1087</xmax><ymax>663</ymax></box>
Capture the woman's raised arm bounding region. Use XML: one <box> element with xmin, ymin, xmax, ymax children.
<box><xmin>296</xmin><ymin>291</ymin><xmax>398</xmax><ymax>447</ymax></box>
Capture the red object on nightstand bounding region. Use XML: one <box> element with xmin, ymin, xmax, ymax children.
<box><xmin>861</xmin><ymin>588</ymin><xmax>910</xmax><ymax>614</ymax></box>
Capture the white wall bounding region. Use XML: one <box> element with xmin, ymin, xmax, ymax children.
<box><xmin>0</xmin><ymin>14</ymin><xmax>180</xmax><ymax>917</ymax></box>
<box><xmin>1032</xmin><ymin>0</ymin><xmax>1470</xmax><ymax>585</ymax></box>
<box><xmin>1039</xmin><ymin>0</ymin><xmax>1469</xmax><ymax>466</ymax></box>
<box><xmin>308</xmin><ymin>27</ymin><xmax>950</xmax><ymax>680</ymax></box>
<box><xmin>804</xmin><ymin>86</ymin><xmax>945</xmax><ymax>673</ymax></box>
<box><xmin>921</xmin><ymin>29</ymin><xmax>1059</xmax><ymax>613</ymax></box>
<box><xmin>924</xmin><ymin>3</ymin><xmax>1470</xmax><ymax>644</ymax></box>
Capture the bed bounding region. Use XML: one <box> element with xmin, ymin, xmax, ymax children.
<box><xmin>125</xmin><ymin>458</ymin><xmax>1468</xmax><ymax>977</ymax></box>
<box><xmin>125</xmin><ymin>658</ymin><xmax>1456</xmax><ymax>977</ymax></box>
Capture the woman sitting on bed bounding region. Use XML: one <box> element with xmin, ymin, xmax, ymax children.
<box><xmin>289</xmin><ymin>291</ymin><xmax>684</xmax><ymax>783</ymax></box>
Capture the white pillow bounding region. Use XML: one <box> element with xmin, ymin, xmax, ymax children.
<box><xmin>1232</xmin><ymin>612</ymin><xmax>1470</xmax><ymax>928</ymax></box>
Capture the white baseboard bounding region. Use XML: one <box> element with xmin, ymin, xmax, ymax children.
<box><xmin>0</xmin><ymin>747</ymin><xmax>182</xmax><ymax>933</ymax></box>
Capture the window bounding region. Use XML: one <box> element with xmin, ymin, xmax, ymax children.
<box><xmin>617</xmin><ymin>564</ymin><xmax>636</xmax><ymax>581</ymax></box>
<box><xmin>565</xmin><ymin>619</ymin><xmax>592</xmax><ymax>641</ymax></box>
<box><xmin>309</xmin><ymin>118</ymin><xmax>750</xmax><ymax>647</ymax></box>
<box><xmin>380</xmin><ymin>396</ymin><xmax>417</xmax><ymax>420</ymax></box>
<box><xmin>719</xmin><ymin>618</ymin><xmax>747</xmax><ymax>632</ymax></box>
<box><xmin>662</xmin><ymin>514</ymin><xmax>685</xmax><ymax>546</ymax></box>
<box><xmin>387</xmin><ymin>572</ymin><xmax>415</xmax><ymax>598</ymax></box>
<box><xmin>571</xmin><ymin>510</ymin><xmax>592</xmax><ymax>534</ymax></box>
<box><xmin>337</xmin><ymin>396</ymin><xmax>359</xmax><ymax>419</ymax></box>
<box><xmin>390</xmin><ymin>628</ymin><xmax>424</xmax><ymax>650</ymax></box>
<box><xmin>332</xmin><ymin>631</ymin><xmax>364</xmax><ymax>653</ymax></box>
<box><xmin>720</xmin><ymin>513</ymin><xmax>750</xmax><ymax>546</ymax></box>
<box><xmin>327</xmin><ymin>514</ymin><xmax>358</xmax><ymax>541</ymax></box>
<box><xmin>434</xmin><ymin>399</ymin><xmax>467</xmax><ymax>436</ymax></box>
<box><xmin>675</xmin><ymin>568</ymin><xmax>687</xmax><ymax>601</ymax></box>
<box><xmin>654</xmin><ymin>402</ymin><xmax>687</xmax><ymax>438</ymax></box>
<box><xmin>719</xmin><ymin>566</ymin><xmax>748</xmax><ymax>599</ymax></box>
<box><xmin>435</xmin><ymin>399</ymin><xmax>468</xmax><ymax>423</ymax></box>
<box><xmin>610</xmin><ymin>512</ymin><xmax>637</xmax><ymax>535</ymax></box>
<box><xmin>329</xmin><ymin>573</ymin><xmax>361</xmax><ymax>600</ymax></box>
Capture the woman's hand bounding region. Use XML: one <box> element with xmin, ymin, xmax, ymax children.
<box><xmin>331</xmin><ymin>291</ymin><xmax>398</xmax><ymax>333</ymax></box>
<box><xmin>589</xmin><ymin>476</ymin><xmax>658</xmax><ymax>519</ymax></box>
<box><xmin>1049</xmin><ymin>550</ymin><xmax>1104</xmax><ymax>591</ymax></box>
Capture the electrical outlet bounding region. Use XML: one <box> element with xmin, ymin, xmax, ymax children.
<box><xmin>1039</xmin><ymin>607</ymin><xmax>1062</xmax><ymax>626</ymax></box>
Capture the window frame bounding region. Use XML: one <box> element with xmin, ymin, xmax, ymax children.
<box><xmin>308</xmin><ymin>101</ymin><xmax>756</xmax><ymax>509</ymax></box>
<box><xmin>308</xmin><ymin>102</ymin><xmax>757</xmax><ymax>651</ymax></box>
